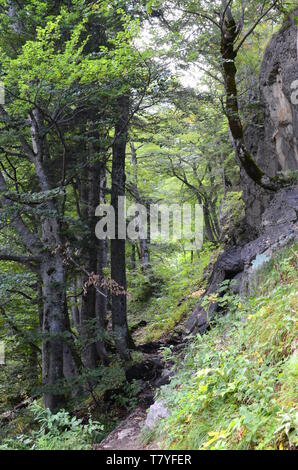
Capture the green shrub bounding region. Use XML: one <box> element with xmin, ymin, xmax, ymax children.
<box><xmin>110</xmin><ymin>379</ymin><xmax>141</xmax><ymax>411</ymax></box>
<box><xmin>128</xmin><ymin>244</ymin><xmax>215</xmax><ymax>342</ymax></box>
<box><xmin>0</xmin><ymin>402</ymin><xmax>104</xmax><ymax>450</ymax></box>
<box><xmin>155</xmin><ymin>244</ymin><xmax>298</xmax><ymax>450</ymax></box>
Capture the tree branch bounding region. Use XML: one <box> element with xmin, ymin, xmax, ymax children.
<box><xmin>0</xmin><ymin>305</ymin><xmax>41</xmax><ymax>354</ymax></box>
<box><xmin>0</xmin><ymin>105</ymin><xmax>35</xmax><ymax>160</ymax></box>
<box><xmin>235</xmin><ymin>0</ymin><xmax>279</xmax><ymax>53</ymax></box>
<box><xmin>0</xmin><ymin>171</ymin><xmax>42</xmax><ymax>254</ymax></box>
<box><xmin>0</xmin><ymin>249</ymin><xmax>41</xmax><ymax>266</ymax></box>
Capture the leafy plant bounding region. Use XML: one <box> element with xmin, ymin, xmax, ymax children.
<box><xmin>0</xmin><ymin>402</ymin><xmax>104</xmax><ymax>450</ymax></box>
<box><xmin>111</xmin><ymin>380</ymin><xmax>141</xmax><ymax>411</ymax></box>
<box><xmin>155</xmin><ymin>244</ymin><xmax>298</xmax><ymax>450</ymax></box>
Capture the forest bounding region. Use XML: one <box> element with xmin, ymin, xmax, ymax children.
<box><xmin>0</xmin><ymin>0</ymin><xmax>297</xmax><ymax>454</ymax></box>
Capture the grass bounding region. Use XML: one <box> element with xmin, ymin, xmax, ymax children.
<box><xmin>128</xmin><ymin>243</ymin><xmax>217</xmax><ymax>342</ymax></box>
<box><xmin>153</xmin><ymin>243</ymin><xmax>298</xmax><ymax>450</ymax></box>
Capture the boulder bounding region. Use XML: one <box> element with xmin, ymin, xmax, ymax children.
<box><xmin>145</xmin><ymin>400</ymin><xmax>169</xmax><ymax>430</ymax></box>
<box><xmin>185</xmin><ymin>186</ymin><xmax>298</xmax><ymax>334</ymax></box>
<box><xmin>243</xmin><ymin>10</ymin><xmax>298</xmax><ymax>231</ymax></box>
<box><xmin>258</xmin><ymin>12</ymin><xmax>298</xmax><ymax>176</ymax></box>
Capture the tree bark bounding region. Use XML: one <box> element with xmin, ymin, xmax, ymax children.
<box><xmin>40</xmin><ymin>254</ymin><xmax>66</xmax><ymax>411</ymax></box>
<box><xmin>95</xmin><ymin>164</ymin><xmax>109</xmax><ymax>365</ymax></box>
<box><xmin>202</xmin><ymin>202</ymin><xmax>217</xmax><ymax>243</ymax></box>
<box><xmin>111</xmin><ymin>95</ymin><xmax>133</xmax><ymax>360</ymax></box>
<box><xmin>220</xmin><ymin>8</ymin><xmax>283</xmax><ymax>191</ymax></box>
<box><xmin>70</xmin><ymin>278</ymin><xmax>81</xmax><ymax>331</ymax></box>
<box><xmin>130</xmin><ymin>142</ymin><xmax>150</xmax><ymax>271</ymax></box>
<box><xmin>29</xmin><ymin>108</ymin><xmax>76</xmax><ymax>410</ymax></box>
<box><xmin>62</xmin><ymin>294</ymin><xmax>83</xmax><ymax>398</ymax></box>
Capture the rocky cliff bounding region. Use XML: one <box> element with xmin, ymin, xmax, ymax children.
<box><xmin>187</xmin><ymin>13</ymin><xmax>298</xmax><ymax>334</ymax></box>
<box><xmin>186</xmin><ymin>185</ymin><xmax>298</xmax><ymax>335</ymax></box>
<box><xmin>243</xmin><ymin>10</ymin><xmax>298</xmax><ymax>231</ymax></box>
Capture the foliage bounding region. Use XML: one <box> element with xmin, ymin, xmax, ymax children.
<box><xmin>155</xmin><ymin>244</ymin><xmax>298</xmax><ymax>450</ymax></box>
<box><xmin>0</xmin><ymin>402</ymin><xmax>104</xmax><ymax>450</ymax></box>
<box><xmin>219</xmin><ymin>192</ymin><xmax>245</xmax><ymax>244</ymax></box>
<box><xmin>111</xmin><ymin>380</ymin><xmax>142</xmax><ymax>411</ymax></box>
<box><xmin>128</xmin><ymin>244</ymin><xmax>215</xmax><ymax>342</ymax></box>
<box><xmin>0</xmin><ymin>0</ymin><xmax>296</xmax><ymax>452</ymax></box>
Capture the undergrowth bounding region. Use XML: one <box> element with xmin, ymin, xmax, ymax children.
<box><xmin>128</xmin><ymin>244</ymin><xmax>216</xmax><ymax>342</ymax></box>
<box><xmin>154</xmin><ymin>243</ymin><xmax>298</xmax><ymax>450</ymax></box>
<box><xmin>0</xmin><ymin>402</ymin><xmax>104</xmax><ymax>450</ymax></box>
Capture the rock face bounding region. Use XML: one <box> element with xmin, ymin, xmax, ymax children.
<box><xmin>145</xmin><ymin>400</ymin><xmax>169</xmax><ymax>430</ymax></box>
<box><xmin>259</xmin><ymin>15</ymin><xmax>298</xmax><ymax>175</ymax></box>
<box><xmin>186</xmin><ymin>186</ymin><xmax>298</xmax><ymax>335</ymax></box>
<box><xmin>243</xmin><ymin>10</ymin><xmax>298</xmax><ymax>230</ymax></box>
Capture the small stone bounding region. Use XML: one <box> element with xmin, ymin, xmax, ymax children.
<box><xmin>118</xmin><ymin>428</ymin><xmax>134</xmax><ymax>440</ymax></box>
<box><xmin>145</xmin><ymin>400</ymin><xmax>169</xmax><ymax>429</ymax></box>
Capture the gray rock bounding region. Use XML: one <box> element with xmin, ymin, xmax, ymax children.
<box><xmin>258</xmin><ymin>12</ymin><xmax>298</xmax><ymax>176</ymax></box>
<box><xmin>243</xmin><ymin>10</ymin><xmax>298</xmax><ymax>230</ymax></box>
<box><xmin>185</xmin><ymin>185</ymin><xmax>298</xmax><ymax>334</ymax></box>
<box><xmin>117</xmin><ymin>428</ymin><xmax>135</xmax><ymax>440</ymax></box>
<box><xmin>154</xmin><ymin>368</ymin><xmax>174</xmax><ymax>388</ymax></box>
<box><xmin>145</xmin><ymin>400</ymin><xmax>169</xmax><ymax>429</ymax></box>
<box><xmin>251</xmin><ymin>253</ymin><xmax>271</xmax><ymax>271</ymax></box>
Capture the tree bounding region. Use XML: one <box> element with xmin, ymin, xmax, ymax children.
<box><xmin>110</xmin><ymin>95</ymin><xmax>135</xmax><ymax>361</ymax></box>
<box><xmin>0</xmin><ymin>0</ymin><xmax>146</xmax><ymax>408</ymax></box>
<box><xmin>129</xmin><ymin>141</ymin><xmax>151</xmax><ymax>270</ymax></box>
<box><xmin>149</xmin><ymin>0</ymin><xmax>291</xmax><ymax>190</ymax></box>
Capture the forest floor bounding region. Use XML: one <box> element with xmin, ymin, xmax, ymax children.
<box><xmin>94</xmin><ymin>327</ymin><xmax>186</xmax><ymax>450</ymax></box>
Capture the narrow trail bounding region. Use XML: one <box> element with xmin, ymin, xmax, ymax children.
<box><xmin>95</xmin><ymin>335</ymin><xmax>185</xmax><ymax>451</ymax></box>
<box><xmin>95</xmin><ymin>408</ymin><xmax>159</xmax><ymax>450</ymax></box>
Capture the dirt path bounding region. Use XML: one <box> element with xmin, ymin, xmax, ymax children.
<box><xmin>94</xmin><ymin>407</ymin><xmax>159</xmax><ymax>450</ymax></box>
<box><xmin>94</xmin><ymin>334</ymin><xmax>185</xmax><ymax>451</ymax></box>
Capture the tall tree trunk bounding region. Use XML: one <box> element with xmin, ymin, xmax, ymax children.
<box><xmin>95</xmin><ymin>164</ymin><xmax>109</xmax><ymax>365</ymax></box>
<box><xmin>29</xmin><ymin>109</ymin><xmax>77</xmax><ymax>410</ymax></box>
<box><xmin>131</xmin><ymin>243</ymin><xmax>137</xmax><ymax>270</ymax></box>
<box><xmin>63</xmin><ymin>295</ymin><xmax>83</xmax><ymax>397</ymax></box>
<box><xmin>220</xmin><ymin>8</ymin><xmax>281</xmax><ymax>191</ymax></box>
<box><xmin>40</xmin><ymin>253</ymin><xmax>66</xmax><ymax>411</ymax></box>
<box><xmin>202</xmin><ymin>202</ymin><xmax>217</xmax><ymax>243</ymax></box>
<box><xmin>70</xmin><ymin>278</ymin><xmax>80</xmax><ymax>331</ymax></box>
<box><xmin>130</xmin><ymin>142</ymin><xmax>150</xmax><ymax>271</ymax></box>
<box><xmin>80</xmin><ymin>273</ymin><xmax>98</xmax><ymax>370</ymax></box>
<box><xmin>111</xmin><ymin>95</ymin><xmax>133</xmax><ymax>360</ymax></box>
<box><xmin>80</xmin><ymin>153</ymin><xmax>109</xmax><ymax>367</ymax></box>
<box><xmin>77</xmin><ymin>152</ymin><xmax>96</xmax><ymax>369</ymax></box>
<box><xmin>195</xmin><ymin>191</ymin><xmax>217</xmax><ymax>243</ymax></box>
